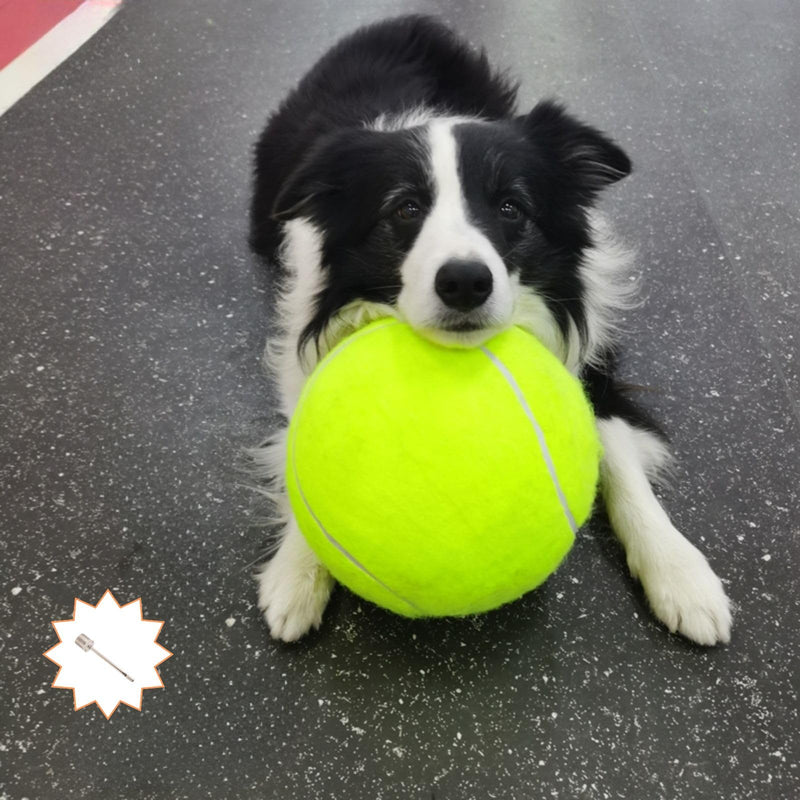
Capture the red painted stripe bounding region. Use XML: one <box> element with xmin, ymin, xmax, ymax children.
<box><xmin>0</xmin><ymin>0</ymin><xmax>85</xmax><ymax>70</ymax></box>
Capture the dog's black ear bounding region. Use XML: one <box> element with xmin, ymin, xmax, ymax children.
<box><xmin>271</xmin><ymin>141</ymin><xmax>337</xmax><ymax>222</ymax></box>
<box><xmin>521</xmin><ymin>100</ymin><xmax>631</xmax><ymax>201</ymax></box>
<box><xmin>272</xmin><ymin>129</ymin><xmax>387</xmax><ymax>224</ymax></box>
<box><xmin>272</xmin><ymin>129</ymin><xmax>409</xmax><ymax>243</ymax></box>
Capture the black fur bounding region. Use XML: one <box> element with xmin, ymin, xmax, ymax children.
<box><xmin>250</xmin><ymin>15</ymin><xmax>517</xmax><ymax>260</ymax></box>
<box><xmin>249</xmin><ymin>15</ymin><xmax>659</xmax><ymax>437</ymax></box>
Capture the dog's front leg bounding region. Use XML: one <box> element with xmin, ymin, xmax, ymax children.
<box><xmin>597</xmin><ymin>416</ymin><xmax>732</xmax><ymax>645</ymax></box>
<box><xmin>253</xmin><ymin>413</ymin><xmax>335</xmax><ymax>644</ymax></box>
<box><xmin>255</xmin><ymin>244</ymin><xmax>336</xmax><ymax>641</ymax></box>
<box><xmin>256</xmin><ymin>508</ymin><xmax>335</xmax><ymax>642</ymax></box>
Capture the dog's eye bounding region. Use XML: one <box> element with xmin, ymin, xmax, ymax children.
<box><xmin>395</xmin><ymin>199</ymin><xmax>421</xmax><ymax>221</ymax></box>
<box><xmin>499</xmin><ymin>200</ymin><xmax>522</xmax><ymax>221</ymax></box>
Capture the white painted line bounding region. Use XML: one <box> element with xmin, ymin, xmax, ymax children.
<box><xmin>0</xmin><ymin>0</ymin><xmax>123</xmax><ymax>118</ymax></box>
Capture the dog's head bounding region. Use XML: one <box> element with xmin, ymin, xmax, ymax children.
<box><xmin>272</xmin><ymin>100</ymin><xmax>632</xmax><ymax>368</ymax></box>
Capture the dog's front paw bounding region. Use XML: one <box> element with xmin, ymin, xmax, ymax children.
<box><xmin>256</xmin><ymin>555</ymin><xmax>335</xmax><ymax>642</ymax></box>
<box><xmin>635</xmin><ymin>535</ymin><xmax>732</xmax><ymax>646</ymax></box>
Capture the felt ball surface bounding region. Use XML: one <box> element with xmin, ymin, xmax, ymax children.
<box><xmin>286</xmin><ymin>319</ymin><xmax>601</xmax><ymax>617</ymax></box>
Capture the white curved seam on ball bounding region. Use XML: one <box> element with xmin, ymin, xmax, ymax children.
<box><xmin>290</xmin><ymin>317</ymin><xmax>422</xmax><ymax>613</ymax></box>
<box><xmin>478</xmin><ymin>347</ymin><xmax>578</xmax><ymax>535</ymax></box>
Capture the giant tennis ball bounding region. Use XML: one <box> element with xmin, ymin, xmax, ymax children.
<box><xmin>286</xmin><ymin>318</ymin><xmax>600</xmax><ymax>617</ymax></box>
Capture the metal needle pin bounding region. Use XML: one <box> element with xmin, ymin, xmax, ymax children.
<box><xmin>75</xmin><ymin>633</ymin><xmax>135</xmax><ymax>682</ymax></box>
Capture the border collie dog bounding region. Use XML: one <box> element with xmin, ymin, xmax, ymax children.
<box><xmin>249</xmin><ymin>15</ymin><xmax>731</xmax><ymax>645</ymax></box>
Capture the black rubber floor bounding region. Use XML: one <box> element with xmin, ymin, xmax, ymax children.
<box><xmin>2</xmin><ymin>1</ymin><xmax>798</xmax><ymax>798</ymax></box>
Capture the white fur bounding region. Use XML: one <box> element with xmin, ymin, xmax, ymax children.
<box><xmin>598</xmin><ymin>417</ymin><xmax>732</xmax><ymax>645</ymax></box>
<box><xmin>264</xmin><ymin>218</ymin><xmax>326</xmax><ymax>415</ymax></box>
<box><xmin>256</xmin><ymin>518</ymin><xmax>334</xmax><ymax>642</ymax></box>
<box><xmin>369</xmin><ymin>107</ymin><xmax>436</xmax><ymax>131</ymax></box>
<box><xmin>396</xmin><ymin>119</ymin><xmax>515</xmax><ymax>347</ymax></box>
<box><xmin>627</xmin><ymin>423</ymin><xmax>675</xmax><ymax>486</ymax></box>
<box><xmin>578</xmin><ymin>216</ymin><xmax>639</xmax><ymax>367</ymax></box>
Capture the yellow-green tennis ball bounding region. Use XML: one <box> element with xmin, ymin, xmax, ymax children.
<box><xmin>286</xmin><ymin>318</ymin><xmax>601</xmax><ymax>618</ymax></box>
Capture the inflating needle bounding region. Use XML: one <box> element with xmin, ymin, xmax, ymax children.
<box><xmin>75</xmin><ymin>633</ymin><xmax>134</xmax><ymax>682</ymax></box>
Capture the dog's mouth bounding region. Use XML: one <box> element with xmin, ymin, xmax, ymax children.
<box><xmin>419</xmin><ymin>311</ymin><xmax>507</xmax><ymax>347</ymax></box>
<box><xmin>441</xmin><ymin>320</ymin><xmax>483</xmax><ymax>333</ymax></box>
<box><xmin>437</xmin><ymin>308</ymin><xmax>499</xmax><ymax>333</ymax></box>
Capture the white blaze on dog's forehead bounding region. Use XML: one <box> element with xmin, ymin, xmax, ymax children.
<box><xmin>428</xmin><ymin>119</ymin><xmax>467</xmax><ymax>217</ymax></box>
<box><xmin>395</xmin><ymin>118</ymin><xmax>515</xmax><ymax>343</ymax></box>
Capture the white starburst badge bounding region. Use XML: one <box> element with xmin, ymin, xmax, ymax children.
<box><xmin>43</xmin><ymin>590</ymin><xmax>172</xmax><ymax>719</ymax></box>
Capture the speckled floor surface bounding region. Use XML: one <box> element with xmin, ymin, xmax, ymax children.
<box><xmin>1</xmin><ymin>1</ymin><xmax>798</xmax><ymax>798</ymax></box>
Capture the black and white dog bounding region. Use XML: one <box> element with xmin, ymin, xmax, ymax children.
<box><xmin>248</xmin><ymin>15</ymin><xmax>731</xmax><ymax>645</ymax></box>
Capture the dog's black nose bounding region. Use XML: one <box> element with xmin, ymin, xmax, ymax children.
<box><xmin>434</xmin><ymin>260</ymin><xmax>493</xmax><ymax>312</ymax></box>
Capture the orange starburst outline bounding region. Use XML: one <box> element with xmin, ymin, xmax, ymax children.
<box><xmin>43</xmin><ymin>589</ymin><xmax>173</xmax><ymax>719</ymax></box>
